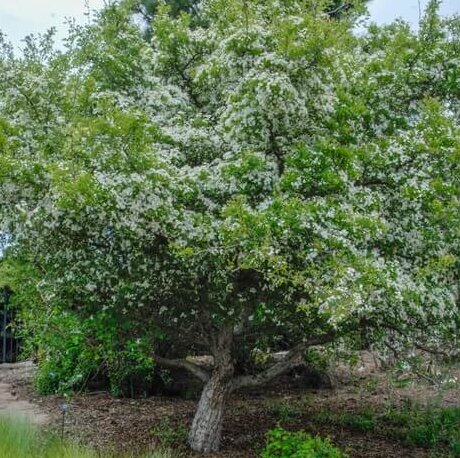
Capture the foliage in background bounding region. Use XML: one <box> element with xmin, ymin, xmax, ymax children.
<box><xmin>132</xmin><ymin>0</ymin><xmax>367</xmax><ymax>40</ymax></box>
<box><xmin>0</xmin><ymin>258</ymin><xmax>155</xmax><ymax>396</ymax></box>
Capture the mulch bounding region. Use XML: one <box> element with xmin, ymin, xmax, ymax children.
<box><xmin>6</xmin><ymin>361</ymin><xmax>459</xmax><ymax>458</ymax></box>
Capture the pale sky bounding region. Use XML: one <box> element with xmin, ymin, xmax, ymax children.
<box><xmin>0</xmin><ymin>0</ymin><xmax>459</xmax><ymax>50</ymax></box>
<box><xmin>0</xmin><ymin>0</ymin><xmax>106</xmax><ymax>49</ymax></box>
<box><xmin>367</xmin><ymin>0</ymin><xmax>460</xmax><ymax>26</ymax></box>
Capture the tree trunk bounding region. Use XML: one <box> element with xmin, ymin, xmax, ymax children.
<box><xmin>188</xmin><ymin>369</ymin><xmax>232</xmax><ymax>452</ymax></box>
<box><xmin>189</xmin><ymin>329</ymin><xmax>234</xmax><ymax>453</ymax></box>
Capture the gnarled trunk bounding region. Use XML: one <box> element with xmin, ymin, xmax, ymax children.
<box><xmin>189</xmin><ymin>329</ymin><xmax>234</xmax><ymax>452</ymax></box>
<box><xmin>188</xmin><ymin>369</ymin><xmax>232</xmax><ymax>452</ymax></box>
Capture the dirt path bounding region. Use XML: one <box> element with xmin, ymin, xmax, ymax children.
<box><xmin>0</xmin><ymin>362</ymin><xmax>49</xmax><ymax>425</ymax></box>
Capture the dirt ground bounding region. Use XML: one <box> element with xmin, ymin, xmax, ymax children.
<box><xmin>0</xmin><ymin>362</ymin><xmax>49</xmax><ymax>425</ymax></box>
<box><xmin>2</xmin><ymin>355</ymin><xmax>459</xmax><ymax>458</ymax></box>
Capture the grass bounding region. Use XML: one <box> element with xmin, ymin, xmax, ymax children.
<box><xmin>315</xmin><ymin>408</ymin><xmax>377</xmax><ymax>433</ymax></box>
<box><xmin>313</xmin><ymin>405</ymin><xmax>460</xmax><ymax>456</ymax></box>
<box><xmin>150</xmin><ymin>418</ymin><xmax>188</xmax><ymax>448</ymax></box>
<box><xmin>2</xmin><ymin>403</ymin><xmax>459</xmax><ymax>457</ymax></box>
<box><xmin>378</xmin><ymin>404</ymin><xmax>460</xmax><ymax>455</ymax></box>
<box><xmin>268</xmin><ymin>396</ymin><xmax>313</xmax><ymax>424</ymax></box>
<box><xmin>0</xmin><ymin>416</ymin><xmax>179</xmax><ymax>458</ymax></box>
<box><xmin>269</xmin><ymin>399</ymin><xmax>303</xmax><ymax>423</ymax></box>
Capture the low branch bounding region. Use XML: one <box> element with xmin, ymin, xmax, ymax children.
<box><xmin>414</xmin><ymin>342</ymin><xmax>459</xmax><ymax>359</ymax></box>
<box><xmin>230</xmin><ymin>333</ymin><xmax>335</xmax><ymax>392</ymax></box>
<box><xmin>231</xmin><ymin>344</ymin><xmax>304</xmax><ymax>392</ymax></box>
<box><xmin>152</xmin><ymin>354</ymin><xmax>210</xmax><ymax>383</ymax></box>
<box><xmin>382</xmin><ymin>320</ymin><xmax>459</xmax><ymax>359</ymax></box>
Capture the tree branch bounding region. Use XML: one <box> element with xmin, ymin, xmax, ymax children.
<box><xmin>324</xmin><ymin>3</ymin><xmax>352</xmax><ymax>19</ymax></box>
<box><xmin>230</xmin><ymin>344</ymin><xmax>304</xmax><ymax>392</ymax></box>
<box><xmin>233</xmin><ymin>304</ymin><xmax>252</xmax><ymax>336</ymax></box>
<box><xmin>152</xmin><ymin>354</ymin><xmax>210</xmax><ymax>383</ymax></box>
<box><xmin>381</xmin><ymin>319</ymin><xmax>459</xmax><ymax>359</ymax></box>
<box><xmin>230</xmin><ymin>333</ymin><xmax>335</xmax><ymax>392</ymax></box>
<box><xmin>414</xmin><ymin>342</ymin><xmax>459</xmax><ymax>359</ymax></box>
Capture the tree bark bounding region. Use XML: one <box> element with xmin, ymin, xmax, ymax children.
<box><xmin>187</xmin><ymin>332</ymin><xmax>338</xmax><ymax>452</ymax></box>
<box><xmin>189</xmin><ymin>328</ymin><xmax>234</xmax><ymax>453</ymax></box>
<box><xmin>188</xmin><ymin>368</ymin><xmax>232</xmax><ymax>452</ymax></box>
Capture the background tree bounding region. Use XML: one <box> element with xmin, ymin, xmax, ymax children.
<box><xmin>0</xmin><ymin>0</ymin><xmax>458</xmax><ymax>452</ymax></box>
<box><xmin>132</xmin><ymin>0</ymin><xmax>367</xmax><ymax>41</ymax></box>
<box><xmin>133</xmin><ymin>0</ymin><xmax>200</xmax><ymax>40</ymax></box>
<box><xmin>136</xmin><ymin>0</ymin><xmax>199</xmax><ymax>19</ymax></box>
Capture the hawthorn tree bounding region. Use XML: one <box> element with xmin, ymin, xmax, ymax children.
<box><xmin>0</xmin><ymin>0</ymin><xmax>459</xmax><ymax>452</ymax></box>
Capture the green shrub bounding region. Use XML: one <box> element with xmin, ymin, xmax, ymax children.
<box><xmin>261</xmin><ymin>427</ymin><xmax>345</xmax><ymax>458</ymax></box>
<box><xmin>31</xmin><ymin>309</ymin><xmax>154</xmax><ymax>396</ymax></box>
<box><xmin>1</xmin><ymin>257</ymin><xmax>156</xmax><ymax>397</ymax></box>
<box><xmin>33</xmin><ymin>312</ymin><xmax>99</xmax><ymax>395</ymax></box>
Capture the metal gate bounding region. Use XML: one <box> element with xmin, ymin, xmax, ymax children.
<box><xmin>0</xmin><ymin>288</ymin><xmax>20</xmax><ymax>364</ymax></box>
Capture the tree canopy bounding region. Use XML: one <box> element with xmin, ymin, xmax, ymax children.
<box><xmin>0</xmin><ymin>0</ymin><xmax>459</xmax><ymax>452</ymax></box>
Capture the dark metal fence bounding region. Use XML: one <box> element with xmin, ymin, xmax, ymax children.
<box><xmin>0</xmin><ymin>288</ymin><xmax>20</xmax><ymax>364</ymax></box>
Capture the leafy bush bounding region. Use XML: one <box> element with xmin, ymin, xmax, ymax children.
<box><xmin>33</xmin><ymin>312</ymin><xmax>99</xmax><ymax>395</ymax></box>
<box><xmin>261</xmin><ymin>428</ymin><xmax>345</xmax><ymax>458</ymax></box>
<box><xmin>1</xmin><ymin>258</ymin><xmax>156</xmax><ymax>397</ymax></box>
<box><xmin>31</xmin><ymin>310</ymin><xmax>155</xmax><ymax>396</ymax></box>
<box><xmin>303</xmin><ymin>348</ymin><xmax>330</xmax><ymax>374</ymax></box>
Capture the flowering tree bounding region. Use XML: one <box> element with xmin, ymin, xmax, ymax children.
<box><xmin>0</xmin><ymin>0</ymin><xmax>459</xmax><ymax>452</ymax></box>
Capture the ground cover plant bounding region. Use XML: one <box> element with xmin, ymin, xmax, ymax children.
<box><xmin>261</xmin><ymin>427</ymin><xmax>345</xmax><ymax>458</ymax></box>
<box><xmin>313</xmin><ymin>404</ymin><xmax>460</xmax><ymax>456</ymax></box>
<box><xmin>0</xmin><ymin>417</ymin><xmax>178</xmax><ymax>458</ymax></box>
<box><xmin>0</xmin><ymin>0</ymin><xmax>459</xmax><ymax>453</ymax></box>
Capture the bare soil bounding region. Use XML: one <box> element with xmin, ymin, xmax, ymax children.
<box><xmin>0</xmin><ymin>362</ymin><xmax>50</xmax><ymax>425</ymax></box>
<box><xmin>2</xmin><ymin>356</ymin><xmax>459</xmax><ymax>458</ymax></box>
